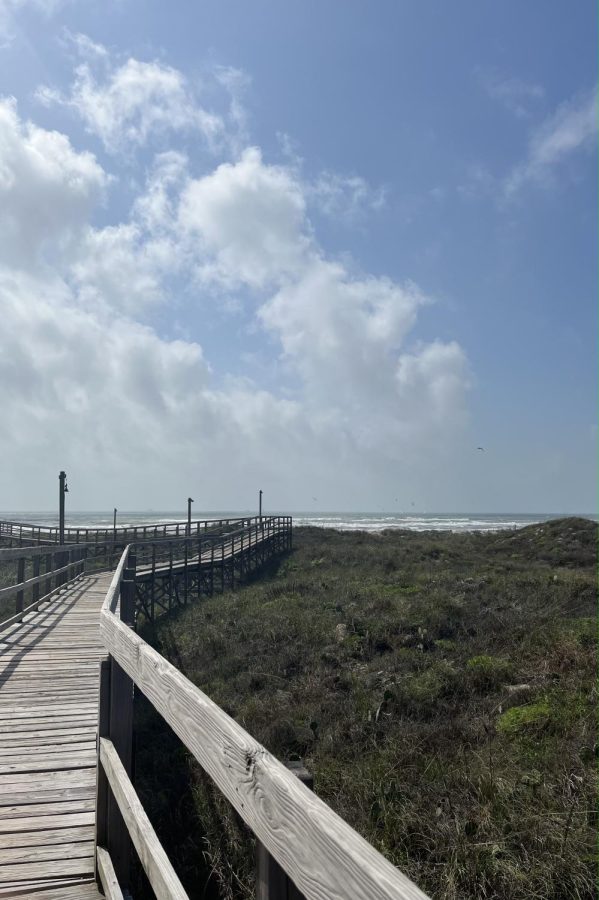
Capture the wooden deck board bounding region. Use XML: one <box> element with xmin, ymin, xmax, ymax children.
<box><xmin>0</xmin><ymin>883</ymin><xmax>103</xmax><ymax>900</ymax></box>
<box><xmin>0</xmin><ymin>574</ymin><xmax>111</xmax><ymax>892</ymax></box>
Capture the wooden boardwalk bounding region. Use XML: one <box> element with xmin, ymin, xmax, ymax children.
<box><xmin>0</xmin><ymin>573</ymin><xmax>111</xmax><ymax>898</ymax></box>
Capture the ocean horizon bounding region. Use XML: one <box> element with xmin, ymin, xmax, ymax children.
<box><xmin>1</xmin><ymin>510</ymin><xmax>595</xmax><ymax>534</ymax></box>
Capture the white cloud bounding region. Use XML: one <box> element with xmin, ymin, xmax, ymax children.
<box><xmin>179</xmin><ymin>146</ymin><xmax>310</xmax><ymax>289</ymax></box>
<box><xmin>178</xmin><ymin>145</ymin><xmax>469</xmax><ymax>460</ymax></box>
<box><xmin>309</xmin><ymin>171</ymin><xmax>386</xmax><ymax>222</ymax></box>
<box><xmin>37</xmin><ymin>53</ymin><xmax>224</xmax><ymax>155</ymax></box>
<box><xmin>0</xmin><ymin>97</ymin><xmax>107</xmax><ymax>266</ymax></box>
<box><xmin>1</xmin><ymin>68</ymin><xmax>472</xmax><ymax>509</ymax></box>
<box><xmin>505</xmin><ymin>85</ymin><xmax>597</xmax><ymax>196</ymax></box>
<box><xmin>67</xmin><ymin>223</ymin><xmax>175</xmax><ymax>315</ymax></box>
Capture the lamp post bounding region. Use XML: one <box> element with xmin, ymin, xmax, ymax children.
<box><xmin>187</xmin><ymin>497</ymin><xmax>194</xmax><ymax>536</ymax></box>
<box><xmin>259</xmin><ymin>489</ymin><xmax>263</xmax><ymax>519</ymax></box>
<box><xmin>58</xmin><ymin>471</ymin><xmax>68</xmax><ymax>545</ymax></box>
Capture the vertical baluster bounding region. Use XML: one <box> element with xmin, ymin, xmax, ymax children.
<box><xmin>151</xmin><ymin>543</ymin><xmax>156</xmax><ymax>622</ymax></box>
<box><xmin>32</xmin><ymin>555</ymin><xmax>40</xmax><ymax>605</ymax></box>
<box><xmin>16</xmin><ymin>557</ymin><xmax>25</xmax><ymax>616</ymax></box>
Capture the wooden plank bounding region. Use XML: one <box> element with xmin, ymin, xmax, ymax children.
<box><xmin>0</xmin><ymin>841</ymin><xmax>94</xmax><ymax>864</ymax></box>
<box><xmin>0</xmin><ymin>826</ymin><xmax>93</xmax><ymax>847</ymax></box>
<box><xmin>0</xmin><ymin>883</ymin><xmax>103</xmax><ymax>900</ymax></box>
<box><xmin>100</xmin><ymin>608</ymin><xmax>429</xmax><ymax>900</ymax></box>
<box><xmin>0</xmin><ymin>753</ymin><xmax>96</xmax><ymax>774</ymax></box>
<box><xmin>99</xmin><ymin>739</ymin><xmax>188</xmax><ymax>900</ymax></box>
<box><xmin>0</xmin><ymin>786</ymin><xmax>95</xmax><ymax>808</ymax></box>
<box><xmin>0</xmin><ymin>857</ymin><xmax>94</xmax><ymax>883</ymax></box>
<box><xmin>0</xmin><ymin>730</ymin><xmax>95</xmax><ymax>748</ymax></box>
<box><xmin>0</xmin><ymin>811</ymin><xmax>94</xmax><ymax>831</ymax></box>
<box><xmin>0</xmin><ymin>742</ymin><xmax>95</xmax><ymax>757</ymax></box>
<box><xmin>0</xmin><ymin>719</ymin><xmax>97</xmax><ymax>735</ymax></box>
<box><xmin>0</xmin><ymin>878</ymin><xmax>96</xmax><ymax>898</ymax></box>
<box><xmin>96</xmin><ymin>846</ymin><xmax>124</xmax><ymax>900</ymax></box>
<box><xmin>0</xmin><ymin>770</ymin><xmax>96</xmax><ymax>791</ymax></box>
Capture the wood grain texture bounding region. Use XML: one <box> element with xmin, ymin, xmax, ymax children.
<box><xmin>0</xmin><ymin>884</ymin><xmax>104</xmax><ymax>900</ymax></box>
<box><xmin>99</xmin><ymin>739</ymin><xmax>189</xmax><ymax>900</ymax></box>
<box><xmin>100</xmin><ymin>608</ymin><xmax>431</xmax><ymax>900</ymax></box>
<box><xmin>96</xmin><ymin>846</ymin><xmax>125</xmax><ymax>900</ymax></box>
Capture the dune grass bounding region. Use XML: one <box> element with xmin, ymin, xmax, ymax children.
<box><xmin>133</xmin><ymin>517</ymin><xmax>597</xmax><ymax>899</ymax></box>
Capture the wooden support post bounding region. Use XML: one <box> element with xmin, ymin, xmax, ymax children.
<box><xmin>44</xmin><ymin>553</ymin><xmax>52</xmax><ymax>596</ymax></box>
<box><xmin>256</xmin><ymin>762</ymin><xmax>314</xmax><ymax>900</ymax></box>
<box><xmin>32</xmin><ymin>556</ymin><xmax>40</xmax><ymax>604</ymax></box>
<box><xmin>183</xmin><ymin>543</ymin><xmax>188</xmax><ymax>605</ymax></box>
<box><xmin>16</xmin><ymin>558</ymin><xmax>25</xmax><ymax>614</ymax></box>
<box><xmin>168</xmin><ymin>544</ymin><xmax>173</xmax><ymax>613</ymax></box>
<box><xmin>221</xmin><ymin>541</ymin><xmax>225</xmax><ymax>592</ymax></box>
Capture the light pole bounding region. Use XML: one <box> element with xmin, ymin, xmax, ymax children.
<box><xmin>259</xmin><ymin>489</ymin><xmax>263</xmax><ymax>519</ymax></box>
<box><xmin>58</xmin><ymin>471</ymin><xmax>68</xmax><ymax>545</ymax></box>
<box><xmin>187</xmin><ymin>497</ymin><xmax>194</xmax><ymax>536</ymax></box>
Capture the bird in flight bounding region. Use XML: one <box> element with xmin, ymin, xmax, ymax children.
<box><xmin>477</xmin><ymin>447</ymin><xmax>485</xmax><ymax>452</ymax></box>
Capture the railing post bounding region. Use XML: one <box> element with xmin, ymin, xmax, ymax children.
<box><xmin>106</xmin><ymin>550</ymin><xmax>136</xmax><ymax>889</ymax></box>
<box><xmin>256</xmin><ymin>762</ymin><xmax>313</xmax><ymax>900</ymax></box>
<box><xmin>32</xmin><ymin>555</ymin><xmax>40</xmax><ymax>604</ymax></box>
<box><xmin>16</xmin><ymin>558</ymin><xmax>25</xmax><ymax>614</ymax></box>
<box><xmin>44</xmin><ymin>552</ymin><xmax>52</xmax><ymax>596</ymax></box>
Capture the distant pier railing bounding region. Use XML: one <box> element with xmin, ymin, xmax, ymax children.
<box><xmin>0</xmin><ymin>516</ymin><xmax>292</xmax><ymax>629</ymax></box>
<box><xmin>0</xmin><ymin>515</ymin><xmax>258</xmax><ymax>547</ymax></box>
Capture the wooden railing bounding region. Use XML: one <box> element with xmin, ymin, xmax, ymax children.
<box><xmin>0</xmin><ymin>517</ymin><xmax>291</xmax><ymax>629</ymax></box>
<box><xmin>0</xmin><ymin>515</ymin><xmax>258</xmax><ymax>546</ymax></box>
<box><xmin>95</xmin><ymin>537</ymin><xmax>431</xmax><ymax>900</ymax></box>
<box><xmin>131</xmin><ymin>516</ymin><xmax>291</xmax><ymax>621</ymax></box>
<box><xmin>0</xmin><ymin>543</ymin><xmax>87</xmax><ymax>632</ymax></box>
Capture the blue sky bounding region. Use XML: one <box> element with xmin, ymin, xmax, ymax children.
<box><xmin>0</xmin><ymin>0</ymin><xmax>595</xmax><ymax>512</ymax></box>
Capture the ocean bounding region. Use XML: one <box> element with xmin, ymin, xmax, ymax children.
<box><xmin>0</xmin><ymin>510</ymin><xmax>593</xmax><ymax>533</ymax></box>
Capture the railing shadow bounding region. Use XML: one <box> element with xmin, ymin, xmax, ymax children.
<box><xmin>0</xmin><ymin>573</ymin><xmax>106</xmax><ymax>684</ymax></box>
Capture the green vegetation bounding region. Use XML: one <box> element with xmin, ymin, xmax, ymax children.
<box><xmin>133</xmin><ymin>517</ymin><xmax>597</xmax><ymax>900</ymax></box>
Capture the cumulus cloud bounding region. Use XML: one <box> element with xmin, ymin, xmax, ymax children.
<box><xmin>179</xmin><ymin>147</ymin><xmax>310</xmax><ymax>288</ymax></box>
<box><xmin>505</xmin><ymin>85</ymin><xmax>597</xmax><ymax>196</ymax></box>
<box><xmin>177</xmin><ymin>145</ymin><xmax>469</xmax><ymax>460</ymax></box>
<box><xmin>0</xmin><ymin>97</ymin><xmax>107</xmax><ymax>266</ymax></box>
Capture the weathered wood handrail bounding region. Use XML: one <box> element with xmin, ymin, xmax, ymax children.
<box><xmin>96</xmin><ymin>528</ymin><xmax>431</xmax><ymax>900</ymax></box>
